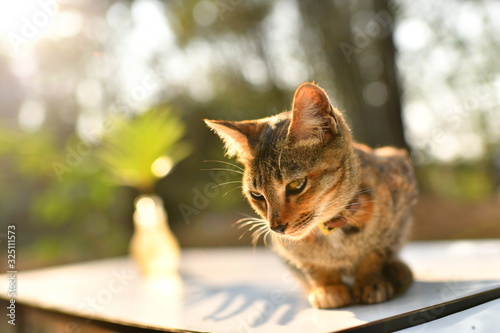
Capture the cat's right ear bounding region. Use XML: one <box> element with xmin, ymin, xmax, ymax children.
<box><xmin>204</xmin><ymin>119</ymin><xmax>262</xmax><ymax>161</ymax></box>
<box><xmin>288</xmin><ymin>82</ymin><xmax>339</xmax><ymax>145</ymax></box>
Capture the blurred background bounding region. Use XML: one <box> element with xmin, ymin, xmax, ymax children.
<box><xmin>0</xmin><ymin>0</ymin><xmax>499</xmax><ymax>271</ymax></box>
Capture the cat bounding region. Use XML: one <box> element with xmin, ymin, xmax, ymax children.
<box><xmin>205</xmin><ymin>82</ymin><xmax>418</xmax><ymax>308</ymax></box>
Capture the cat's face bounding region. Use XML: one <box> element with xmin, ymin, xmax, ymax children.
<box><xmin>206</xmin><ymin>83</ymin><xmax>359</xmax><ymax>239</ymax></box>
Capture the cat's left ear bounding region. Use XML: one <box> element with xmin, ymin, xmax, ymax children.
<box><xmin>204</xmin><ymin>119</ymin><xmax>263</xmax><ymax>161</ymax></box>
<box><xmin>288</xmin><ymin>82</ymin><xmax>339</xmax><ymax>144</ymax></box>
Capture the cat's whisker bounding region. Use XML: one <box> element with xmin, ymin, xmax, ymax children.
<box><xmin>201</xmin><ymin>167</ymin><xmax>244</xmax><ymax>175</ymax></box>
<box><xmin>237</xmin><ymin>222</ymin><xmax>266</xmax><ymax>239</ymax></box>
<box><xmin>345</xmin><ymin>208</ymin><xmax>375</xmax><ymax>215</ymax></box>
<box><xmin>350</xmin><ymin>188</ymin><xmax>373</xmax><ymax>197</ymax></box>
<box><xmin>357</xmin><ymin>187</ymin><xmax>375</xmax><ymax>194</ymax></box>
<box><xmin>211</xmin><ymin>180</ymin><xmax>243</xmax><ymax>189</ymax></box>
<box><xmin>235</xmin><ymin>220</ymin><xmax>262</xmax><ymax>229</ymax></box>
<box><xmin>250</xmin><ymin>230</ymin><xmax>261</xmax><ymax>244</ymax></box>
<box><xmin>234</xmin><ymin>217</ymin><xmax>266</xmax><ymax>225</ymax></box>
<box><xmin>253</xmin><ymin>225</ymin><xmax>269</xmax><ymax>235</ymax></box>
<box><xmin>235</xmin><ymin>217</ymin><xmax>257</xmax><ymax>223</ymax></box>
<box><xmin>238</xmin><ymin>216</ymin><xmax>271</xmax><ymax>247</ymax></box>
<box><xmin>238</xmin><ymin>229</ymin><xmax>250</xmax><ymax>240</ymax></box>
<box><xmin>234</xmin><ymin>217</ymin><xmax>270</xmax><ymax>245</ymax></box>
<box><xmin>263</xmin><ymin>229</ymin><xmax>273</xmax><ymax>247</ymax></box>
<box><xmin>203</xmin><ymin>160</ymin><xmax>244</xmax><ymax>171</ymax></box>
<box><xmin>262</xmin><ymin>230</ymin><xmax>271</xmax><ymax>246</ymax></box>
<box><xmin>251</xmin><ymin>227</ymin><xmax>270</xmax><ymax>246</ymax></box>
<box><xmin>223</xmin><ymin>186</ymin><xmax>243</xmax><ymax>197</ymax></box>
<box><xmin>235</xmin><ymin>220</ymin><xmax>260</xmax><ymax>227</ymax></box>
<box><xmin>236</xmin><ymin>223</ymin><xmax>251</xmax><ymax>230</ymax></box>
<box><xmin>249</xmin><ymin>223</ymin><xmax>267</xmax><ymax>231</ymax></box>
<box><xmin>320</xmin><ymin>201</ymin><xmax>347</xmax><ymax>213</ymax></box>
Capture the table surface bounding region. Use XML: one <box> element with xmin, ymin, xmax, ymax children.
<box><xmin>2</xmin><ymin>240</ymin><xmax>500</xmax><ymax>332</ymax></box>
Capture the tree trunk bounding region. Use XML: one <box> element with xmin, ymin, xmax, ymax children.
<box><xmin>298</xmin><ymin>0</ymin><xmax>409</xmax><ymax>150</ymax></box>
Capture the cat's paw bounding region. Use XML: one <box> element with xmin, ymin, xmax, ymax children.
<box><xmin>308</xmin><ymin>285</ymin><xmax>352</xmax><ymax>309</ymax></box>
<box><xmin>353</xmin><ymin>277</ymin><xmax>395</xmax><ymax>304</ymax></box>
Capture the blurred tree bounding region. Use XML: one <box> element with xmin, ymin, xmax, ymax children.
<box><xmin>162</xmin><ymin>0</ymin><xmax>408</xmax><ymax>149</ymax></box>
<box><xmin>0</xmin><ymin>125</ymin><xmax>130</xmax><ymax>270</ymax></box>
<box><xmin>296</xmin><ymin>0</ymin><xmax>408</xmax><ymax>149</ymax></box>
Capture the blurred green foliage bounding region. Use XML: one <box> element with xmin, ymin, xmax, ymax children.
<box><xmin>0</xmin><ymin>107</ymin><xmax>191</xmax><ymax>269</ymax></box>
<box><xmin>417</xmin><ymin>164</ymin><xmax>495</xmax><ymax>202</ymax></box>
<box><xmin>95</xmin><ymin>107</ymin><xmax>192</xmax><ymax>193</ymax></box>
<box><xmin>0</xmin><ymin>125</ymin><xmax>128</xmax><ymax>269</ymax></box>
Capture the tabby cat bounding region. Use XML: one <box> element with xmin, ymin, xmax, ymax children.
<box><xmin>205</xmin><ymin>82</ymin><xmax>418</xmax><ymax>308</ymax></box>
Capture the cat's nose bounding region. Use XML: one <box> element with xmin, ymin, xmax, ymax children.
<box><xmin>271</xmin><ymin>223</ymin><xmax>288</xmax><ymax>234</ymax></box>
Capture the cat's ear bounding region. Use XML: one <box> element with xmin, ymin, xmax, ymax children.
<box><xmin>288</xmin><ymin>82</ymin><xmax>339</xmax><ymax>144</ymax></box>
<box><xmin>204</xmin><ymin>119</ymin><xmax>263</xmax><ymax>161</ymax></box>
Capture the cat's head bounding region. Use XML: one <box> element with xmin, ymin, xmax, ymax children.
<box><xmin>205</xmin><ymin>82</ymin><xmax>359</xmax><ymax>239</ymax></box>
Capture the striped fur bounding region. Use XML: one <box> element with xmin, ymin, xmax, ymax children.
<box><xmin>205</xmin><ymin>82</ymin><xmax>418</xmax><ymax>308</ymax></box>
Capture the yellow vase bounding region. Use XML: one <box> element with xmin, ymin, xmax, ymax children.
<box><xmin>130</xmin><ymin>194</ymin><xmax>180</xmax><ymax>279</ymax></box>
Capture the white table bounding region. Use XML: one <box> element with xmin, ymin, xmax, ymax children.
<box><xmin>1</xmin><ymin>240</ymin><xmax>500</xmax><ymax>332</ymax></box>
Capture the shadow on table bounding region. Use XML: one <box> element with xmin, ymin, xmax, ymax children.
<box><xmin>181</xmin><ymin>272</ymin><xmax>500</xmax><ymax>329</ymax></box>
<box><xmin>181</xmin><ymin>273</ymin><xmax>309</xmax><ymax>327</ymax></box>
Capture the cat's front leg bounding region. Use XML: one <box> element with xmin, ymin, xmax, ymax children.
<box><xmin>353</xmin><ymin>250</ymin><xmax>413</xmax><ymax>304</ymax></box>
<box><xmin>302</xmin><ymin>264</ymin><xmax>352</xmax><ymax>309</ymax></box>
<box><xmin>308</xmin><ymin>284</ymin><xmax>352</xmax><ymax>309</ymax></box>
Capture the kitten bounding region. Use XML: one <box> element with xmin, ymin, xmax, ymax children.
<box><xmin>205</xmin><ymin>82</ymin><xmax>418</xmax><ymax>308</ymax></box>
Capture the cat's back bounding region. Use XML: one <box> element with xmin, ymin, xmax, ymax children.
<box><xmin>354</xmin><ymin>142</ymin><xmax>418</xmax><ymax>217</ymax></box>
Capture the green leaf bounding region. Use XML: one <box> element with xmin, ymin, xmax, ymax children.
<box><xmin>95</xmin><ymin>107</ymin><xmax>191</xmax><ymax>192</ymax></box>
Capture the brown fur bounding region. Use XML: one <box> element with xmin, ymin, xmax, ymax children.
<box><xmin>205</xmin><ymin>82</ymin><xmax>418</xmax><ymax>308</ymax></box>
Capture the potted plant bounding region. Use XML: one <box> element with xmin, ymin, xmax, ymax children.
<box><xmin>95</xmin><ymin>107</ymin><xmax>191</xmax><ymax>279</ymax></box>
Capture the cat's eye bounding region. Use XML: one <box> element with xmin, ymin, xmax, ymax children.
<box><xmin>286</xmin><ymin>177</ymin><xmax>307</xmax><ymax>195</ymax></box>
<box><xmin>250</xmin><ymin>191</ymin><xmax>265</xmax><ymax>201</ymax></box>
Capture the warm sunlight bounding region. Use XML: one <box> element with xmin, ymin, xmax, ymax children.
<box><xmin>151</xmin><ymin>156</ymin><xmax>173</xmax><ymax>178</ymax></box>
<box><xmin>0</xmin><ymin>1</ymin><xmax>499</xmax><ymax>332</ymax></box>
<box><xmin>0</xmin><ymin>0</ymin><xmax>59</xmax><ymax>52</ymax></box>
